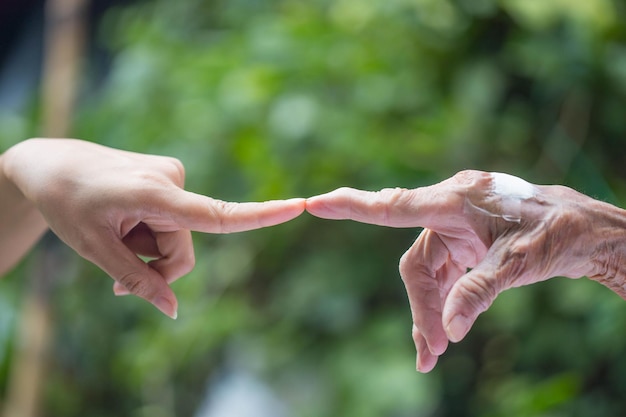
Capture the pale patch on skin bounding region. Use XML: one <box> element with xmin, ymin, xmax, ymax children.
<box><xmin>463</xmin><ymin>172</ymin><xmax>538</xmax><ymax>224</ymax></box>
<box><xmin>489</xmin><ymin>172</ymin><xmax>538</xmax><ymax>223</ymax></box>
<box><xmin>491</xmin><ymin>172</ymin><xmax>536</xmax><ymax>200</ymax></box>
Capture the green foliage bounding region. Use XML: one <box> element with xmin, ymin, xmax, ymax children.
<box><xmin>2</xmin><ymin>0</ymin><xmax>626</xmax><ymax>415</ymax></box>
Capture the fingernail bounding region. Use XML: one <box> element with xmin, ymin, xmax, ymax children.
<box><xmin>429</xmin><ymin>340</ymin><xmax>448</xmax><ymax>356</ymax></box>
<box><xmin>416</xmin><ymin>354</ymin><xmax>422</xmax><ymax>373</ymax></box>
<box><xmin>446</xmin><ymin>315</ymin><xmax>471</xmax><ymax>343</ymax></box>
<box><xmin>114</xmin><ymin>287</ymin><xmax>131</xmax><ymax>296</ymax></box>
<box><xmin>153</xmin><ymin>296</ymin><xmax>177</xmax><ymax>320</ymax></box>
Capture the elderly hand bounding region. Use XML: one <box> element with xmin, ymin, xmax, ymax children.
<box><xmin>3</xmin><ymin>138</ymin><xmax>305</xmax><ymax>318</ymax></box>
<box><xmin>306</xmin><ymin>170</ymin><xmax>626</xmax><ymax>372</ymax></box>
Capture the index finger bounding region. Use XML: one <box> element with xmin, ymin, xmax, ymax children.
<box><xmin>305</xmin><ymin>186</ymin><xmax>445</xmax><ymax>228</ymax></box>
<box><xmin>164</xmin><ymin>191</ymin><xmax>306</xmax><ymax>233</ymax></box>
<box><xmin>305</xmin><ymin>171</ymin><xmax>497</xmax><ymax>229</ymax></box>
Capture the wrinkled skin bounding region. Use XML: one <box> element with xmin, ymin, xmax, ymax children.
<box><xmin>1</xmin><ymin>138</ymin><xmax>305</xmax><ymax>318</ymax></box>
<box><xmin>306</xmin><ymin>170</ymin><xmax>626</xmax><ymax>372</ymax></box>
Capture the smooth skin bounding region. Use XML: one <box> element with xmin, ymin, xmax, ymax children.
<box><xmin>1</xmin><ymin>138</ymin><xmax>305</xmax><ymax>318</ymax></box>
<box><xmin>306</xmin><ymin>170</ymin><xmax>626</xmax><ymax>372</ymax></box>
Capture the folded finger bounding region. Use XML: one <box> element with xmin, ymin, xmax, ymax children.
<box><xmin>413</xmin><ymin>324</ymin><xmax>439</xmax><ymax>373</ymax></box>
<box><xmin>79</xmin><ymin>230</ymin><xmax>178</xmax><ymax>319</ymax></box>
<box><xmin>114</xmin><ymin>228</ymin><xmax>194</xmax><ymax>295</ymax></box>
<box><xmin>442</xmin><ymin>245</ymin><xmax>509</xmax><ymax>343</ymax></box>
<box><xmin>148</xmin><ymin>229</ymin><xmax>195</xmax><ymax>284</ymax></box>
<box><xmin>113</xmin><ymin>281</ymin><xmax>130</xmax><ymax>296</ymax></box>
<box><xmin>400</xmin><ymin>229</ymin><xmax>451</xmax><ymax>357</ymax></box>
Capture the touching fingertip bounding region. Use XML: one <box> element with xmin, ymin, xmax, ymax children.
<box><xmin>304</xmin><ymin>197</ymin><xmax>337</xmax><ymax>218</ymax></box>
<box><xmin>281</xmin><ymin>197</ymin><xmax>305</xmax><ymax>210</ymax></box>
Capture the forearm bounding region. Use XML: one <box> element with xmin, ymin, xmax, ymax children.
<box><xmin>0</xmin><ymin>146</ymin><xmax>48</xmax><ymax>276</ymax></box>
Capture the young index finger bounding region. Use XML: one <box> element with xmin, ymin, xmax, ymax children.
<box><xmin>165</xmin><ymin>191</ymin><xmax>306</xmax><ymax>233</ymax></box>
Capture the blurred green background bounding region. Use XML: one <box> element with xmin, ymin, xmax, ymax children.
<box><xmin>1</xmin><ymin>0</ymin><xmax>626</xmax><ymax>416</ymax></box>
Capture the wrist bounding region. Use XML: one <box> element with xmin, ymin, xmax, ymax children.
<box><xmin>1</xmin><ymin>139</ymin><xmax>50</xmax><ymax>218</ymax></box>
<box><xmin>585</xmin><ymin>198</ymin><xmax>626</xmax><ymax>298</ymax></box>
<box><xmin>0</xmin><ymin>146</ymin><xmax>30</xmax><ymax>209</ymax></box>
<box><xmin>0</xmin><ymin>142</ymin><xmax>49</xmax><ymax>275</ymax></box>
<box><xmin>2</xmin><ymin>138</ymin><xmax>41</xmax><ymax>201</ymax></box>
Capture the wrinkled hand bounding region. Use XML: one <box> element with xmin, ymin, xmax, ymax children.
<box><xmin>4</xmin><ymin>139</ymin><xmax>305</xmax><ymax>318</ymax></box>
<box><xmin>306</xmin><ymin>170</ymin><xmax>626</xmax><ymax>372</ymax></box>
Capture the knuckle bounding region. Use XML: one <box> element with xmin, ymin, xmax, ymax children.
<box><xmin>378</xmin><ymin>187</ymin><xmax>411</xmax><ymax>204</ymax></box>
<box><xmin>208</xmin><ymin>199</ymin><xmax>235</xmax><ymax>233</ymax></box>
<box><xmin>452</xmin><ymin>170</ymin><xmax>482</xmax><ymax>184</ymax></box>
<box><xmin>377</xmin><ymin>187</ymin><xmax>414</xmax><ymax>222</ymax></box>
<box><xmin>398</xmin><ymin>251</ymin><xmax>431</xmax><ymax>284</ymax></box>
<box><xmin>457</xmin><ymin>276</ymin><xmax>498</xmax><ymax>315</ymax></box>
<box><xmin>117</xmin><ymin>268</ymin><xmax>152</xmax><ymax>298</ymax></box>
<box><xmin>451</xmin><ymin>169</ymin><xmax>491</xmax><ymax>193</ymax></box>
<box><xmin>168</xmin><ymin>157</ymin><xmax>186</xmax><ymax>185</ymax></box>
<box><xmin>147</xmin><ymin>156</ymin><xmax>186</xmax><ymax>187</ymax></box>
<box><xmin>412</xmin><ymin>325</ymin><xmax>421</xmax><ymax>340</ymax></box>
<box><xmin>399</xmin><ymin>250</ymin><xmax>412</xmax><ymax>278</ymax></box>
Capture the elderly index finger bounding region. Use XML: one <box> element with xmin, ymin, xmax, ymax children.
<box><xmin>305</xmin><ymin>186</ymin><xmax>442</xmax><ymax>228</ymax></box>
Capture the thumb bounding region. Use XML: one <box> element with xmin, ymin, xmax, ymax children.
<box><xmin>441</xmin><ymin>253</ymin><xmax>504</xmax><ymax>343</ymax></box>
<box><xmin>81</xmin><ymin>234</ymin><xmax>179</xmax><ymax>319</ymax></box>
<box><xmin>116</xmin><ymin>263</ymin><xmax>179</xmax><ymax>319</ymax></box>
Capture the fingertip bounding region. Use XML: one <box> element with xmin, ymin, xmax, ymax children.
<box><xmin>96</xmin><ymin>235</ymin><xmax>179</xmax><ymax>318</ymax></box>
<box><xmin>285</xmin><ymin>197</ymin><xmax>307</xmax><ymax>205</ymax></box>
<box><xmin>413</xmin><ymin>324</ymin><xmax>438</xmax><ymax>373</ymax></box>
<box><xmin>304</xmin><ymin>197</ymin><xmax>326</xmax><ymax>217</ymax></box>
<box><xmin>416</xmin><ymin>351</ymin><xmax>438</xmax><ymax>373</ymax></box>
<box><xmin>114</xmin><ymin>275</ymin><xmax>178</xmax><ymax>319</ymax></box>
<box><xmin>256</xmin><ymin>197</ymin><xmax>306</xmax><ymax>226</ymax></box>
<box><xmin>428</xmin><ymin>338</ymin><xmax>449</xmax><ymax>356</ymax></box>
<box><xmin>442</xmin><ymin>267</ymin><xmax>497</xmax><ymax>343</ymax></box>
<box><xmin>153</xmin><ymin>294</ymin><xmax>178</xmax><ymax>319</ymax></box>
<box><xmin>113</xmin><ymin>282</ymin><xmax>131</xmax><ymax>296</ymax></box>
<box><xmin>445</xmin><ymin>314</ymin><xmax>472</xmax><ymax>343</ymax></box>
<box><xmin>282</xmin><ymin>197</ymin><xmax>307</xmax><ymax>217</ymax></box>
<box><xmin>305</xmin><ymin>188</ymin><xmax>352</xmax><ymax>219</ymax></box>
